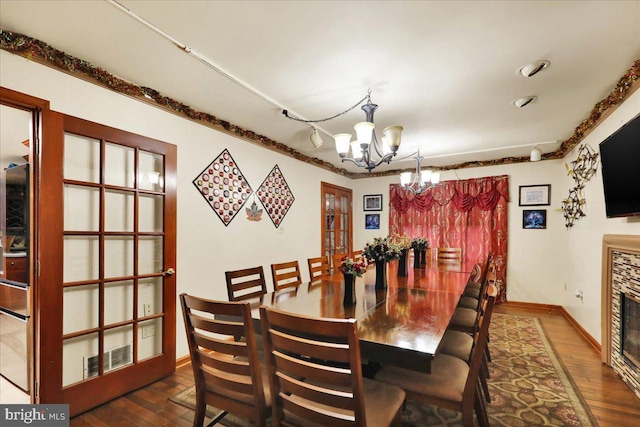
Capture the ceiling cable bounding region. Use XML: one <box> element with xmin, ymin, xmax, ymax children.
<box><xmin>105</xmin><ymin>0</ymin><xmax>332</xmax><ymax>137</ymax></box>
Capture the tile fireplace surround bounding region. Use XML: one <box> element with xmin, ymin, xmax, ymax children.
<box><xmin>601</xmin><ymin>234</ymin><xmax>640</xmax><ymax>399</ymax></box>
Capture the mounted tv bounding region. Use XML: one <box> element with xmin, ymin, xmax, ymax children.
<box><xmin>599</xmin><ymin>112</ymin><xmax>640</xmax><ymax>218</ymax></box>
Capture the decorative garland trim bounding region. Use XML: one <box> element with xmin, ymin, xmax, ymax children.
<box><xmin>1</xmin><ymin>29</ymin><xmax>638</xmax><ymax>178</ymax></box>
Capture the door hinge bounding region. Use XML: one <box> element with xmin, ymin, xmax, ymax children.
<box><xmin>36</xmin><ymin>260</ymin><xmax>40</xmax><ymax>277</ymax></box>
<box><xmin>34</xmin><ymin>380</ymin><xmax>39</xmax><ymax>399</ymax></box>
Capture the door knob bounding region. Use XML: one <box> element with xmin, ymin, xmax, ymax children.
<box><xmin>162</xmin><ymin>268</ymin><xmax>175</xmax><ymax>276</ymax></box>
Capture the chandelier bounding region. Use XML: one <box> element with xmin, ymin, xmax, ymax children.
<box><xmin>282</xmin><ymin>91</ymin><xmax>402</xmax><ymax>172</ymax></box>
<box><xmin>332</xmin><ymin>94</ymin><xmax>403</xmax><ymax>172</ymax></box>
<box><xmin>400</xmin><ymin>152</ymin><xmax>440</xmax><ymax>194</ymax></box>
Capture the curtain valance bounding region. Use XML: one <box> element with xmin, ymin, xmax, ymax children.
<box><xmin>390</xmin><ymin>175</ymin><xmax>509</xmax><ymax>214</ymax></box>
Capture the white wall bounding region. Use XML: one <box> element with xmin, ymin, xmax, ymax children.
<box><xmin>559</xmin><ymin>90</ymin><xmax>640</xmax><ymax>343</ymax></box>
<box><xmin>1</xmin><ymin>51</ymin><xmax>353</xmax><ymax>359</ymax></box>
<box><xmin>2</xmin><ymin>50</ymin><xmax>639</xmax><ymax>358</ymax></box>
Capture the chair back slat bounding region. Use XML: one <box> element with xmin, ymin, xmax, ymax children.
<box><xmin>308</xmin><ymin>256</ymin><xmax>331</xmax><ymax>280</ymax></box>
<box><xmin>272</xmin><ymin>350</ymin><xmax>352</xmax><ymax>387</ymax></box>
<box><xmin>437</xmin><ymin>247</ymin><xmax>462</xmax><ymax>262</ymax></box>
<box><xmin>269</xmin><ymin>329</ymin><xmax>351</xmax><ymax>363</ymax></box>
<box><xmin>271</xmin><ymin>261</ymin><xmax>303</xmax><ymax>291</ymax></box>
<box><xmin>260</xmin><ymin>306</ymin><xmax>367</xmax><ymax>426</ymax></box>
<box><xmin>189</xmin><ymin>313</ymin><xmax>243</xmax><ymax>336</ymax></box>
<box><xmin>194</xmin><ymin>332</ymin><xmax>249</xmax><ymax>358</ymax></box>
<box><xmin>198</xmin><ymin>349</ymin><xmax>251</xmax><ymax>376</ymax></box>
<box><xmin>277</xmin><ymin>371</ymin><xmax>355</xmax><ymax>410</ymax></box>
<box><xmin>225</xmin><ymin>266</ymin><xmax>268</xmax><ymax>301</ymax></box>
<box><xmin>280</xmin><ymin>394</ymin><xmax>356</xmax><ymax>427</ymax></box>
<box><xmin>180</xmin><ymin>293</ymin><xmax>269</xmax><ymax>426</ymax></box>
<box><xmin>202</xmin><ymin>369</ymin><xmax>256</xmax><ymax>396</ymax></box>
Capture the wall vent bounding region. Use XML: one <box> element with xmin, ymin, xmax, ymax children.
<box><xmin>83</xmin><ymin>343</ymin><xmax>132</xmax><ymax>379</ymax></box>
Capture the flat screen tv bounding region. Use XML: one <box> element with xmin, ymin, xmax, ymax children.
<box><xmin>599</xmin><ymin>112</ymin><xmax>640</xmax><ymax>218</ymax></box>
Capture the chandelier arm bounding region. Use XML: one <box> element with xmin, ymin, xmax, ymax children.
<box><xmin>370</xmin><ymin>132</ymin><xmax>384</xmax><ymax>158</ymax></box>
<box><xmin>282</xmin><ymin>93</ymin><xmax>370</xmax><ymax>123</ymax></box>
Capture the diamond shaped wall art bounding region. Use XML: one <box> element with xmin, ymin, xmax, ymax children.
<box><xmin>256</xmin><ymin>165</ymin><xmax>295</xmax><ymax>228</ymax></box>
<box><xmin>193</xmin><ymin>149</ymin><xmax>252</xmax><ymax>226</ymax></box>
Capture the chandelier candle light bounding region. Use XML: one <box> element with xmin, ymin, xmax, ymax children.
<box><xmin>400</xmin><ymin>152</ymin><xmax>440</xmax><ymax>194</ymax></box>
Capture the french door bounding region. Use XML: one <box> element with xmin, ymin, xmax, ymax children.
<box><xmin>321</xmin><ymin>182</ymin><xmax>353</xmax><ymax>271</ymax></box>
<box><xmin>38</xmin><ymin>112</ymin><xmax>177</xmax><ymax>415</ymax></box>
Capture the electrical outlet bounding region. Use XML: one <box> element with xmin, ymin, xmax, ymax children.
<box><xmin>143</xmin><ymin>303</ymin><xmax>153</xmax><ymax>317</ymax></box>
<box><xmin>142</xmin><ymin>324</ymin><xmax>155</xmax><ymax>339</ymax></box>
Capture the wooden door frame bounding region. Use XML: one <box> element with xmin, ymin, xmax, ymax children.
<box><xmin>1</xmin><ymin>87</ymin><xmax>49</xmax><ymax>403</ymax></box>
<box><xmin>320</xmin><ymin>182</ymin><xmax>353</xmax><ymax>262</ymax></box>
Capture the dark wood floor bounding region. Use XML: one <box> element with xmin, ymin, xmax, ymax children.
<box><xmin>70</xmin><ymin>304</ymin><xmax>640</xmax><ymax>426</ymax></box>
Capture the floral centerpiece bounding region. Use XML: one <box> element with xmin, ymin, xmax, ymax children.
<box><xmin>411</xmin><ymin>237</ymin><xmax>429</xmax><ymax>268</ymax></box>
<box><xmin>363</xmin><ymin>237</ymin><xmax>401</xmax><ymax>289</ymax></box>
<box><xmin>339</xmin><ymin>256</ymin><xmax>366</xmax><ymax>306</ymax></box>
<box><xmin>390</xmin><ymin>234</ymin><xmax>412</xmax><ymax>276</ymax></box>
<box><xmin>339</xmin><ymin>256</ymin><xmax>367</xmax><ymax>277</ymax></box>
<box><xmin>363</xmin><ymin>237</ymin><xmax>401</xmax><ymax>262</ymax></box>
<box><xmin>411</xmin><ymin>237</ymin><xmax>429</xmax><ymax>251</ymax></box>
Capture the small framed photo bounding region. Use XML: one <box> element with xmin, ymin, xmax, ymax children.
<box><xmin>523</xmin><ymin>209</ymin><xmax>547</xmax><ymax>229</ymax></box>
<box><xmin>519</xmin><ymin>184</ymin><xmax>551</xmax><ymax>206</ymax></box>
<box><xmin>363</xmin><ymin>194</ymin><xmax>383</xmax><ymax>211</ymax></box>
<box><xmin>365</xmin><ymin>214</ymin><xmax>380</xmax><ymax>230</ymax></box>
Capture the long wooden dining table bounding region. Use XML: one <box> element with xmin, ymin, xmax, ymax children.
<box><xmin>236</xmin><ymin>259</ymin><xmax>476</xmax><ymax>373</ymax></box>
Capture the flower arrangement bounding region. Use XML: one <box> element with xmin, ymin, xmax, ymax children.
<box><xmin>411</xmin><ymin>237</ymin><xmax>429</xmax><ymax>251</ymax></box>
<box><xmin>339</xmin><ymin>256</ymin><xmax>368</xmax><ymax>277</ymax></box>
<box><xmin>363</xmin><ymin>237</ymin><xmax>402</xmax><ymax>262</ymax></box>
<box><xmin>390</xmin><ymin>234</ymin><xmax>412</xmax><ymax>251</ymax></box>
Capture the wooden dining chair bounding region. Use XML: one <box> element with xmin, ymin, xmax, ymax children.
<box><xmin>375</xmin><ymin>290</ymin><xmax>496</xmax><ymax>427</ymax></box>
<box><xmin>332</xmin><ymin>252</ymin><xmax>348</xmax><ymax>273</ymax></box>
<box><xmin>225</xmin><ymin>266</ymin><xmax>268</xmax><ymax>301</ymax></box>
<box><xmin>437</xmin><ymin>247</ymin><xmax>462</xmax><ymax>263</ymax></box>
<box><xmin>352</xmin><ymin>249</ymin><xmax>364</xmax><ymax>263</ymax></box>
<box><xmin>463</xmin><ymin>255</ymin><xmax>493</xmax><ymax>300</ymax></box>
<box><xmin>259</xmin><ymin>306</ymin><xmax>406</xmax><ymax>427</ymax></box>
<box><xmin>271</xmin><ymin>260</ymin><xmax>302</xmax><ymax>291</ymax></box>
<box><xmin>180</xmin><ymin>293</ymin><xmax>271</xmax><ymax>427</ymax></box>
<box><xmin>441</xmin><ymin>284</ymin><xmax>498</xmax><ymax>403</ymax></box>
<box><xmin>307</xmin><ymin>256</ymin><xmax>331</xmax><ymax>281</ymax></box>
<box><xmin>453</xmin><ymin>259</ymin><xmax>496</xmax><ymax>329</ymax></box>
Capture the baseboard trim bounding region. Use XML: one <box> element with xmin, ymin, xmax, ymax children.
<box><xmin>502</xmin><ymin>301</ymin><xmax>601</xmax><ymax>355</ymax></box>
<box><xmin>176</xmin><ymin>354</ymin><xmax>191</xmax><ymax>368</ymax></box>
<box><xmin>558</xmin><ymin>306</ymin><xmax>602</xmax><ymax>354</ymax></box>
<box><xmin>501</xmin><ymin>300</ymin><xmax>563</xmax><ymax>311</ymax></box>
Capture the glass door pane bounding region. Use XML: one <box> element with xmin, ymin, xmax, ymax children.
<box><xmin>61</xmin><ymin>132</ymin><xmax>167</xmax><ymax>387</ymax></box>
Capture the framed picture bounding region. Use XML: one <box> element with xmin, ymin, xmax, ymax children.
<box><xmin>519</xmin><ymin>184</ymin><xmax>551</xmax><ymax>206</ymax></box>
<box><xmin>523</xmin><ymin>209</ymin><xmax>547</xmax><ymax>229</ymax></box>
<box><xmin>365</xmin><ymin>214</ymin><xmax>380</xmax><ymax>230</ymax></box>
<box><xmin>363</xmin><ymin>194</ymin><xmax>383</xmax><ymax>211</ymax></box>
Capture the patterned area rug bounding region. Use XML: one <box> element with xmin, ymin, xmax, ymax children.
<box><xmin>169</xmin><ymin>314</ymin><xmax>597</xmax><ymax>426</ymax></box>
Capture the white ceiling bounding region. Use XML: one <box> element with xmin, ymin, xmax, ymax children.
<box><xmin>1</xmin><ymin>1</ymin><xmax>639</xmax><ymax>174</ymax></box>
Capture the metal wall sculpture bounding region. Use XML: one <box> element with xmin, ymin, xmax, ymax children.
<box><xmin>560</xmin><ymin>144</ymin><xmax>599</xmax><ymax>228</ymax></box>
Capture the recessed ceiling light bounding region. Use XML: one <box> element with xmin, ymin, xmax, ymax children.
<box><xmin>513</xmin><ymin>96</ymin><xmax>538</xmax><ymax>108</ymax></box>
<box><xmin>519</xmin><ymin>60</ymin><xmax>550</xmax><ymax>77</ymax></box>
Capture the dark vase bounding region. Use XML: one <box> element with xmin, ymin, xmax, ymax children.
<box><xmin>343</xmin><ymin>274</ymin><xmax>356</xmax><ymax>306</ymax></box>
<box><xmin>413</xmin><ymin>248</ymin><xmax>421</xmax><ymax>269</ymax></box>
<box><xmin>398</xmin><ymin>249</ymin><xmax>409</xmax><ymax>277</ymax></box>
<box><xmin>420</xmin><ymin>249</ymin><xmax>427</xmax><ymax>266</ymax></box>
<box><xmin>374</xmin><ymin>260</ymin><xmax>388</xmax><ymax>290</ymax></box>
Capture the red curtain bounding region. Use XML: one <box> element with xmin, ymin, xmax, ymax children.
<box><xmin>389</xmin><ymin>175</ymin><xmax>509</xmax><ymax>303</ymax></box>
